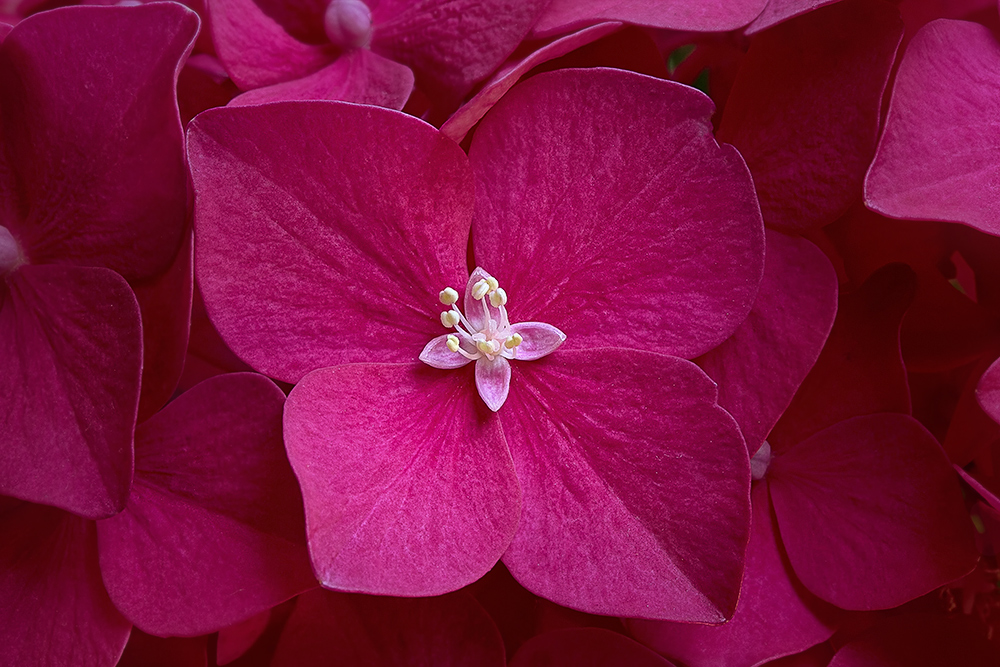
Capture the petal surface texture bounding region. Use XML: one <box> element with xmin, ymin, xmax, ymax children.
<box><xmin>370</xmin><ymin>0</ymin><xmax>550</xmax><ymax>103</ymax></box>
<box><xmin>0</xmin><ymin>501</ymin><xmax>131</xmax><ymax>667</ymax></box>
<box><xmin>501</xmin><ymin>349</ymin><xmax>751</xmax><ymax>621</ymax></box>
<box><xmin>283</xmin><ymin>363</ymin><xmax>521</xmax><ymax>596</ymax></box>
<box><xmin>697</xmin><ymin>230</ymin><xmax>838</xmax><ymax>454</ymax></box>
<box><xmin>228</xmin><ymin>49</ymin><xmax>414</xmax><ymax>108</ymax></box>
<box><xmin>97</xmin><ymin>373</ymin><xmax>316</xmax><ymax>637</ymax></box>
<box><xmin>1</xmin><ymin>266</ymin><xmax>141</xmax><ymax>518</ymax></box>
<box><xmin>189</xmin><ymin>101</ymin><xmax>472</xmax><ymax>383</ymax></box>
<box><xmin>470</xmin><ymin>68</ymin><xmax>765</xmax><ymax>360</ymax></box>
<box><xmin>0</xmin><ymin>3</ymin><xmax>197</xmax><ymax>281</ymax></box>
<box><xmin>531</xmin><ymin>0</ymin><xmax>768</xmax><ymax>35</ymax></box>
<box><xmin>718</xmin><ymin>0</ymin><xmax>903</xmax><ymax>232</ymax></box>
<box><xmin>768</xmin><ymin>414</ymin><xmax>978</xmax><ymax>609</ymax></box>
<box><xmin>629</xmin><ymin>483</ymin><xmax>840</xmax><ymax>667</ymax></box>
<box><xmin>866</xmin><ymin>19</ymin><xmax>1000</xmax><ymax>237</ymax></box>
<box><xmin>271</xmin><ymin>589</ymin><xmax>506</xmax><ymax>666</ymax></box>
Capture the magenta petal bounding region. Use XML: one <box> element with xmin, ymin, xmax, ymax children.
<box><xmin>697</xmin><ymin>231</ymin><xmax>838</xmax><ymax>453</ymax></box>
<box><xmin>190</xmin><ymin>102</ymin><xmax>471</xmax><ymax>383</ymax></box>
<box><xmin>470</xmin><ymin>69</ymin><xmax>765</xmax><ymax>359</ymax></box>
<box><xmin>216</xmin><ymin>610</ymin><xmax>270</xmax><ymax>665</ymax></box>
<box><xmin>0</xmin><ymin>502</ymin><xmax>131</xmax><ymax>667</ymax></box>
<box><xmin>502</xmin><ymin>349</ymin><xmax>751</xmax><ymax>621</ymax></box>
<box><xmin>866</xmin><ymin>20</ymin><xmax>1000</xmax><ymax>236</ymax></box>
<box><xmin>718</xmin><ymin>0</ymin><xmax>903</xmax><ymax>232</ymax></box>
<box><xmin>630</xmin><ymin>483</ymin><xmax>840</xmax><ymax>667</ymax></box>
<box><xmin>441</xmin><ymin>22</ymin><xmax>623</xmax><ymax>143</ymax></box>
<box><xmin>229</xmin><ymin>49</ymin><xmax>414</xmax><ymax>108</ymax></box>
<box><xmin>828</xmin><ymin>613</ymin><xmax>1000</xmax><ymax>667</ymax></box>
<box><xmin>284</xmin><ymin>363</ymin><xmax>520</xmax><ymax>596</ymax></box>
<box><xmin>511</xmin><ymin>628</ymin><xmax>676</xmax><ymax>667</ymax></box>
<box><xmin>1</xmin><ymin>265</ymin><xmax>140</xmax><ymax>519</ymax></box>
<box><xmin>209</xmin><ymin>0</ymin><xmax>332</xmax><ymax>89</ymax></box>
<box><xmin>371</xmin><ymin>0</ymin><xmax>549</xmax><ymax>103</ymax></box>
<box><xmin>272</xmin><ymin>589</ymin><xmax>506</xmax><ymax>666</ymax></box>
<box><xmin>1</xmin><ymin>4</ymin><xmax>197</xmax><ymax>281</ymax></box>
<box><xmin>476</xmin><ymin>356</ymin><xmax>511</xmax><ymax>412</ymax></box>
<box><xmin>420</xmin><ymin>333</ymin><xmax>474</xmax><ymax>369</ymax></box>
<box><xmin>531</xmin><ymin>0</ymin><xmax>768</xmax><ymax>36</ymax></box>
<box><xmin>509</xmin><ymin>322</ymin><xmax>566</xmax><ymax>361</ymax></box>
<box><xmin>769</xmin><ymin>414</ymin><xmax>978</xmax><ymax>610</ymax></box>
<box><xmin>768</xmin><ymin>264</ymin><xmax>915</xmax><ymax>451</ymax></box>
<box><xmin>132</xmin><ymin>231</ymin><xmax>193</xmax><ymax>423</ymax></box>
<box><xmin>745</xmin><ymin>0</ymin><xmax>842</xmax><ymax>33</ymax></box>
<box><xmin>97</xmin><ymin>373</ymin><xmax>316</xmax><ymax>636</ymax></box>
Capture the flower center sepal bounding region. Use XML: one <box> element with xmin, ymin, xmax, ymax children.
<box><xmin>419</xmin><ymin>267</ymin><xmax>566</xmax><ymax>411</ymax></box>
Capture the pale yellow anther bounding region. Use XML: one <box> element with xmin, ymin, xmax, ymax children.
<box><xmin>472</xmin><ymin>279</ymin><xmax>490</xmax><ymax>300</ymax></box>
<box><xmin>441</xmin><ymin>310</ymin><xmax>460</xmax><ymax>328</ymax></box>
<box><xmin>476</xmin><ymin>340</ymin><xmax>493</xmax><ymax>355</ymax></box>
<box><xmin>485</xmin><ymin>276</ymin><xmax>499</xmax><ymax>292</ymax></box>
<box><xmin>439</xmin><ymin>287</ymin><xmax>459</xmax><ymax>305</ymax></box>
<box><xmin>446</xmin><ymin>334</ymin><xmax>460</xmax><ymax>352</ymax></box>
<box><xmin>504</xmin><ymin>333</ymin><xmax>523</xmax><ymax>349</ymax></box>
<box><xmin>489</xmin><ymin>287</ymin><xmax>508</xmax><ymax>307</ymax></box>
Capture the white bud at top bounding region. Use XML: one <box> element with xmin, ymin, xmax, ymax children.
<box><xmin>472</xmin><ymin>279</ymin><xmax>490</xmax><ymax>300</ymax></box>
<box><xmin>441</xmin><ymin>310</ymin><xmax>460</xmax><ymax>328</ymax></box>
<box><xmin>446</xmin><ymin>334</ymin><xmax>460</xmax><ymax>352</ymax></box>
<box><xmin>439</xmin><ymin>287</ymin><xmax>459</xmax><ymax>305</ymax></box>
<box><xmin>504</xmin><ymin>333</ymin><xmax>523</xmax><ymax>349</ymax></box>
<box><xmin>489</xmin><ymin>287</ymin><xmax>507</xmax><ymax>307</ymax></box>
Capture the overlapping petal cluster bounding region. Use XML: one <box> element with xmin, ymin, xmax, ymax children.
<box><xmin>4</xmin><ymin>0</ymin><xmax>1000</xmax><ymax>665</ymax></box>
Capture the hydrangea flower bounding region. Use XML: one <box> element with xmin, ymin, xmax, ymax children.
<box><xmin>191</xmin><ymin>68</ymin><xmax>765</xmax><ymax>620</ymax></box>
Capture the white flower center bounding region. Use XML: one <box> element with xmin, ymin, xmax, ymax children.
<box><xmin>438</xmin><ymin>277</ymin><xmax>522</xmax><ymax>362</ymax></box>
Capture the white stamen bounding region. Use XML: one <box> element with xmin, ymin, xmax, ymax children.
<box><xmin>485</xmin><ymin>276</ymin><xmax>499</xmax><ymax>292</ymax></box>
<box><xmin>472</xmin><ymin>279</ymin><xmax>490</xmax><ymax>300</ymax></box>
<box><xmin>489</xmin><ymin>288</ymin><xmax>507</xmax><ymax>307</ymax></box>
<box><xmin>504</xmin><ymin>333</ymin><xmax>522</xmax><ymax>349</ymax></box>
<box><xmin>439</xmin><ymin>287</ymin><xmax>459</xmax><ymax>305</ymax></box>
<box><xmin>446</xmin><ymin>334</ymin><xmax>460</xmax><ymax>352</ymax></box>
<box><xmin>441</xmin><ymin>310</ymin><xmax>460</xmax><ymax>328</ymax></box>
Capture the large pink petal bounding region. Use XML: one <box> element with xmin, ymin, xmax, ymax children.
<box><xmin>208</xmin><ymin>0</ymin><xmax>332</xmax><ymax>89</ymax></box>
<box><xmin>511</xmin><ymin>628</ymin><xmax>676</xmax><ymax>667</ymax></box>
<box><xmin>531</xmin><ymin>0</ymin><xmax>768</xmax><ymax>36</ymax></box>
<box><xmin>229</xmin><ymin>48</ymin><xmax>414</xmax><ymax>108</ymax></box>
<box><xmin>745</xmin><ymin>0</ymin><xmax>841</xmax><ymax>33</ymax></box>
<box><xmin>371</xmin><ymin>0</ymin><xmax>549</xmax><ymax>104</ymax></box>
<box><xmin>0</xmin><ymin>265</ymin><xmax>140</xmax><ymax>519</ymax></box>
<box><xmin>470</xmin><ymin>68</ymin><xmax>765</xmax><ymax>359</ymax></box>
<box><xmin>768</xmin><ymin>414</ymin><xmax>979</xmax><ymax>610</ymax></box>
<box><xmin>283</xmin><ymin>363</ymin><xmax>520</xmax><ymax>596</ymax></box>
<box><xmin>767</xmin><ymin>264</ymin><xmax>915</xmax><ymax>452</ymax></box>
<box><xmin>501</xmin><ymin>349</ymin><xmax>751</xmax><ymax>621</ymax></box>
<box><xmin>629</xmin><ymin>483</ymin><xmax>840</xmax><ymax>667</ymax></box>
<box><xmin>828</xmin><ymin>613</ymin><xmax>999</xmax><ymax>667</ymax></box>
<box><xmin>441</xmin><ymin>22</ymin><xmax>623</xmax><ymax>143</ymax></box>
<box><xmin>189</xmin><ymin>102</ymin><xmax>471</xmax><ymax>383</ymax></box>
<box><xmin>0</xmin><ymin>501</ymin><xmax>131</xmax><ymax>667</ymax></box>
<box><xmin>697</xmin><ymin>230</ymin><xmax>838</xmax><ymax>454</ymax></box>
<box><xmin>97</xmin><ymin>373</ymin><xmax>316</xmax><ymax>637</ymax></box>
<box><xmin>271</xmin><ymin>589</ymin><xmax>506</xmax><ymax>666</ymax></box>
<box><xmin>866</xmin><ymin>20</ymin><xmax>1000</xmax><ymax>237</ymax></box>
<box><xmin>718</xmin><ymin>0</ymin><xmax>903</xmax><ymax>233</ymax></box>
<box><xmin>0</xmin><ymin>4</ymin><xmax>197</xmax><ymax>282</ymax></box>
